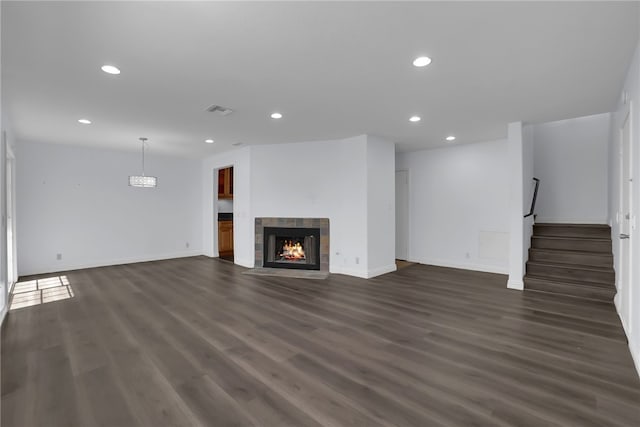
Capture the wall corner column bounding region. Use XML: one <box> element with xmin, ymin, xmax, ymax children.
<box><xmin>508</xmin><ymin>122</ymin><xmax>525</xmax><ymax>290</ymax></box>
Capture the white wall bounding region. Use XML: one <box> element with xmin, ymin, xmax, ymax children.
<box><xmin>396</xmin><ymin>138</ymin><xmax>511</xmax><ymax>274</ymax></box>
<box><xmin>0</xmin><ymin>3</ymin><xmax>6</xmax><ymax>323</ymax></box>
<box><xmin>533</xmin><ymin>113</ymin><xmax>611</xmax><ymax>224</ymax></box>
<box><xmin>609</xmin><ymin>39</ymin><xmax>640</xmax><ymax>377</ymax></box>
<box><xmin>0</xmin><ymin>10</ymin><xmax>18</xmax><ymax>322</ymax></box>
<box><xmin>17</xmin><ymin>141</ymin><xmax>203</xmax><ymax>275</ymax></box>
<box><xmin>507</xmin><ymin>122</ymin><xmax>525</xmax><ymax>289</ymax></box>
<box><xmin>201</xmin><ymin>134</ymin><xmax>397</xmax><ymax>278</ymax></box>
<box><xmin>366</xmin><ymin>135</ymin><xmax>396</xmax><ymax>277</ymax></box>
<box><xmin>506</xmin><ymin>121</ymin><xmax>535</xmax><ymax>290</ymax></box>
<box><xmin>250</xmin><ymin>136</ymin><xmax>371</xmax><ymax>277</ymax></box>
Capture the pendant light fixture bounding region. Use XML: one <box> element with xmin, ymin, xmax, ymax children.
<box><xmin>129</xmin><ymin>137</ymin><xmax>157</xmax><ymax>188</ymax></box>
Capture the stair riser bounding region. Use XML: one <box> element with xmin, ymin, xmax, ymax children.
<box><xmin>524</xmin><ymin>279</ymin><xmax>616</xmax><ymax>302</ymax></box>
<box><xmin>533</xmin><ymin>226</ymin><xmax>610</xmax><ymax>239</ymax></box>
<box><xmin>531</xmin><ymin>238</ymin><xmax>611</xmax><ymax>253</ymax></box>
<box><xmin>528</xmin><ymin>250</ymin><xmax>613</xmax><ymax>268</ymax></box>
<box><xmin>526</xmin><ymin>263</ymin><xmax>614</xmax><ymax>286</ymax></box>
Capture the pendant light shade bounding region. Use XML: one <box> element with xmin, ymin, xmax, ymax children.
<box><xmin>129</xmin><ymin>137</ymin><xmax>157</xmax><ymax>188</ymax></box>
<box><xmin>129</xmin><ymin>175</ymin><xmax>157</xmax><ymax>188</ymax></box>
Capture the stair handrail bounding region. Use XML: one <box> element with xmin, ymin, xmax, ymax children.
<box><xmin>524</xmin><ymin>177</ymin><xmax>540</xmax><ymax>218</ymax></box>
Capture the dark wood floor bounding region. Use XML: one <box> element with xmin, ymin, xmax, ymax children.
<box><xmin>3</xmin><ymin>257</ymin><xmax>640</xmax><ymax>426</ymax></box>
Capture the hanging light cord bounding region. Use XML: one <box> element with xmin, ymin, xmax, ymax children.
<box><xmin>139</xmin><ymin>137</ymin><xmax>148</xmax><ymax>177</ymax></box>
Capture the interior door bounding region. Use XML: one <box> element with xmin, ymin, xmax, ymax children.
<box><xmin>620</xmin><ymin>109</ymin><xmax>632</xmax><ymax>331</ymax></box>
<box><xmin>395</xmin><ymin>170</ymin><xmax>409</xmax><ymax>261</ymax></box>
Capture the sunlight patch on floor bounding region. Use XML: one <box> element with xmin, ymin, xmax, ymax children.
<box><xmin>10</xmin><ymin>275</ymin><xmax>74</xmax><ymax>310</ymax></box>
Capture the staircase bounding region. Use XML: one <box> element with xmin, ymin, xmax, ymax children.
<box><xmin>524</xmin><ymin>223</ymin><xmax>616</xmax><ymax>302</ymax></box>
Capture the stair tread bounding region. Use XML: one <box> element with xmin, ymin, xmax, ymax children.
<box><xmin>526</xmin><ymin>260</ymin><xmax>614</xmax><ymax>273</ymax></box>
<box><xmin>528</xmin><ymin>223</ymin><xmax>614</xmax><ymax>302</ymax></box>
<box><xmin>524</xmin><ymin>288</ymin><xmax>615</xmax><ymax>304</ymax></box>
<box><xmin>532</xmin><ymin>235</ymin><xmax>610</xmax><ymax>242</ymax></box>
<box><xmin>527</xmin><ymin>257</ymin><xmax>612</xmax><ymax>270</ymax></box>
<box><xmin>525</xmin><ymin>275</ymin><xmax>616</xmax><ymax>290</ymax></box>
<box><xmin>529</xmin><ymin>247</ymin><xmax>613</xmax><ymax>257</ymax></box>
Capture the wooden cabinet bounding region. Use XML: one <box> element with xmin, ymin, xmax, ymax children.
<box><xmin>218</xmin><ymin>220</ymin><xmax>234</xmax><ymax>256</ymax></box>
<box><xmin>218</xmin><ymin>167</ymin><xmax>234</xmax><ymax>199</ymax></box>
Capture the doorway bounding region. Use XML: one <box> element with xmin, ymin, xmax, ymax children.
<box><xmin>619</xmin><ymin>107</ymin><xmax>633</xmax><ymax>333</ymax></box>
<box><xmin>216</xmin><ymin>166</ymin><xmax>234</xmax><ymax>262</ymax></box>
<box><xmin>395</xmin><ymin>170</ymin><xmax>409</xmax><ymax>261</ymax></box>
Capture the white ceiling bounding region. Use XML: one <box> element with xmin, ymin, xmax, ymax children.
<box><xmin>3</xmin><ymin>1</ymin><xmax>638</xmax><ymax>158</ymax></box>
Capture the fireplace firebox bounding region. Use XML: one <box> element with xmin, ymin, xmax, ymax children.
<box><xmin>263</xmin><ymin>227</ymin><xmax>321</xmax><ymax>270</ymax></box>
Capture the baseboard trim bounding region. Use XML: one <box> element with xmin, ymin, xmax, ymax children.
<box><xmin>507</xmin><ymin>278</ymin><xmax>524</xmax><ymax>290</ymax></box>
<box><xmin>18</xmin><ymin>250</ymin><xmax>204</xmax><ymax>278</ymax></box>
<box><xmin>631</xmin><ymin>337</ymin><xmax>640</xmax><ymax>380</ymax></box>
<box><xmin>233</xmin><ymin>258</ymin><xmax>253</xmax><ymax>269</ymax></box>
<box><xmin>410</xmin><ymin>257</ymin><xmax>508</xmax><ymax>275</ymax></box>
<box><xmin>365</xmin><ymin>264</ymin><xmax>397</xmax><ymax>278</ymax></box>
<box><xmin>615</xmin><ymin>294</ymin><xmax>622</xmax><ymax>317</ymax></box>
<box><xmin>614</xmin><ymin>294</ymin><xmax>639</xmax><ymax>379</ymax></box>
<box><xmin>330</xmin><ymin>266</ymin><xmax>369</xmax><ymax>278</ymax></box>
<box><xmin>0</xmin><ymin>305</ymin><xmax>7</xmax><ymax>328</ymax></box>
<box><xmin>329</xmin><ymin>263</ymin><xmax>398</xmax><ymax>279</ymax></box>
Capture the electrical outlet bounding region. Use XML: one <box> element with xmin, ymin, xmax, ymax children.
<box><xmin>355</xmin><ymin>257</ymin><xmax>360</xmax><ymax>265</ymax></box>
<box><xmin>186</xmin><ymin>242</ymin><xmax>190</xmax><ymax>248</ymax></box>
<box><xmin>465</xmin><ymin>252</ymin><xmax>471</xmax><ymax>259</ymax></box>
<box><xmin>56</xmin><ymin>253</ymin><xmax>62</xmax><ymax>260</ymax></box>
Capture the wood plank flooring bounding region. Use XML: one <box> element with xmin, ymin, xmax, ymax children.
<box><xmin>3</xmin><ymin>256</ymin><xmax>640</xmax><ymax>426</ymax></box>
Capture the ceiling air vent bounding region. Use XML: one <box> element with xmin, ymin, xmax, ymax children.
<box><xmin>205</xmin><ymin>104</ymin><xmax>233</xmax><ymax>116</ymax></box>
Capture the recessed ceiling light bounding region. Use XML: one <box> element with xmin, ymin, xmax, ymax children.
<box><xmin>413</xmin><ymin>56</ymin><xmax>432</xmax><ymax>67</ymax></box>
<box><xmin>270</xmin><ymin>112</ymin><xmax>283</xmax><ymax>119</ymax></box>
<box><xmin>101</xmin><ymin>65</ymin><xmax>121</xmax><ymax>75</ymax></box>
<box><xmin>409</xmin><ymin>116</ymin><xmax>421</xmax><ymax>122</ymax></box>
<box><xmin>78</xmin><ymin>119</ymin><xmax>91</xmax><ymax>124</ymax></box>
<box><xmin>205</xmin><ymin>139</ymin><xmax>214</xmax><ymax>144</ymax></box>
<box><xmin>446</xmin><ymin>136</ymin><xmax>456</xmax><ymax>142</ymax></box>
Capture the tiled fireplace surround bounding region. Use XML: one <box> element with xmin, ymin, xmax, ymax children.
<box><xmin>254</xmin><ymin>217</ymin><xmax>330</xmax><ymax>271</ymax></box>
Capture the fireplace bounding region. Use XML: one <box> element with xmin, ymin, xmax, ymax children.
<box><xmin>255</xmin><ymin>218</ymin><xmax>329</xmax><ymax>273</ymax></box>
<box><xmin>263</xmin><ymin>227</ymin><xmax>320</xmax><ymax>270</ymax></box>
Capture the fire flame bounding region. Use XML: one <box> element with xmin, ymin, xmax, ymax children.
<box><xmin>282</xmin><ymin>241</ymin><xmax>305</xmax><ymax>260</ymax></box>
